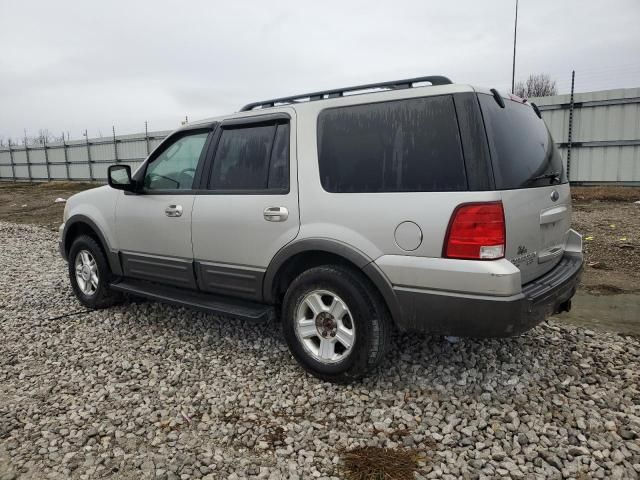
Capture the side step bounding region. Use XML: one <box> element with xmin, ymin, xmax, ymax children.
<box><xmin>110</xmin><ymin>278</ymin><xmax>274</xmax><ymax>321</ymax></box>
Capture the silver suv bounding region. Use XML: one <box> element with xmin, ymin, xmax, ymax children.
<box><xmin>59</xmin><ymin>76</ymin><xmax>583</xmax><ymax>383</ymax></box>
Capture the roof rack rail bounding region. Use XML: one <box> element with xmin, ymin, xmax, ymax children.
<box><xmin>240</xmin><ymin>75</ymin><xmax>453</xmax><ymax>112</ymax></box>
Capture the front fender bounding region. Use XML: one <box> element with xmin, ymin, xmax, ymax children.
<box><xmin>61</xmin><ymin>186</ymin><xmax>121</xmax><ymax>275</ymax></box>
<box><xmin>61</xmin><ymin>214</ymin><xmax>122</xmax><ymax>276</ymax></box>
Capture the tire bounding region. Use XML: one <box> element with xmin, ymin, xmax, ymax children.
<box><xmin>282</xmin><ymin>265</ymin><xmax>390</xmax><ymax>383</ymax></box>
<box><xmin>68</xmin><ymin>235</ymin><xmax>123</xmax><ymax>309</ymax></box>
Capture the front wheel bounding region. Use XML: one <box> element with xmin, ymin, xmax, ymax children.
<box><xmin>68</xmin><ymin>235</ymin><xmax>122</xmax><ymax>309</ymax></box>
<box><xmin>282</xmin><ymin>265</ymin><xmax>390</xmax><ymax>383</ymax></box>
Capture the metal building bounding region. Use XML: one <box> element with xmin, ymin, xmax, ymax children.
<box><xmin>532</xmin><ymin>87</ymin><xmax>640</xmax><ymax>185</ymax></box>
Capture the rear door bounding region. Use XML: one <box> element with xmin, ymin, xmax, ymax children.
<box><xmin>190</xmin><ymin>112</ymin><xmax>299</xmax><ymax>301</ymax></box>
<box><xmin>478</xmin><ymin>93</ymin><xmax>570</xmax><ymax>284</ymax></box>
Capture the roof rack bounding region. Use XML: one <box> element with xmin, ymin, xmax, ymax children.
<box><xmin>239</xmin><ymin>75</ymin><xmax>453</xmax><ymax>111</ymax></box>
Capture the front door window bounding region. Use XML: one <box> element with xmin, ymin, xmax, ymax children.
<box><xmin>144</xmin><ymin>132</ymin><xmax>209</xmax><ymax>190</ymax></box>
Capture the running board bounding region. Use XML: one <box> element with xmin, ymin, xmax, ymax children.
<box><xmin>110</xmin><ymin>279</ymin><xmax>273</xmax><ymax>321</ymax></box>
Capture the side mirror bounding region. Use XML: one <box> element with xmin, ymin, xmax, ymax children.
<box><xmin>108</xmin><ymin>165</ymin><xmax>135</xmax><ymax>191</ymax></box>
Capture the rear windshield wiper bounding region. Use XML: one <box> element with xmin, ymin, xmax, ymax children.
<box><xmin>527</xmin><ymin>171</ymin><xmax>561</xmax><ymax>184</ymax></box>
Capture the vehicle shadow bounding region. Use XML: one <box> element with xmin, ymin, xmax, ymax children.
<box><xmin>375</xmin><ymin>324</ymin><xmax>585</xmax><ymax>395</ymax></box>
<box><xmin>116</xmin><ymin>298</ymin><xmax>583</xmax><ymax>396</ymax></box>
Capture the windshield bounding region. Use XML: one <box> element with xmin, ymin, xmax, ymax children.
<box><xmin>478</xmin><ymin>93</ymin><xmax>567</xmax><ymax>189</ymax></box>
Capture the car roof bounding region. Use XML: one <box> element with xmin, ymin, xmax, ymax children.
<box><xmin>185</xmin><ymin>81</ymin><xmax>478</xmax><ymax>131</ymax></box>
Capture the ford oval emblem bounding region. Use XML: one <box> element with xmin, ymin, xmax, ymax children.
<box><xmin>550</xmin><ymin>190</ymin><xmax>559</xmax><ymax>202</ymax></box>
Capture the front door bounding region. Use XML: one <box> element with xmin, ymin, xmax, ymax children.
<box><xmin>191</xmin><ymin>112</ymin><xmax>299</xmax><ymax>300</ymax></box>
<box><xmin>115</xmin><ymin>129</ymin><xmax>211</xmax><ymax>289</ymax></box>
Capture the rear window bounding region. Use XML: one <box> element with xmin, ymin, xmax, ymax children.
<box><xmin>317</xmin><ymin>96</ymin><xmax>467</xmax><ymax>193</ymax></box>
<box><xmin>478</xmin><ymin>94</ymin><xmax>567</xmax><ymax>189</ymax></box>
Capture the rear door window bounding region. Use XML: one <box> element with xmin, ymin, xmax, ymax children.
<box><xmin>317</xmin><ymin>96</ymin><xmax>467</xmax><ymax>193</ymax></box>
<box><xmin>478</xmin><ymin>94</ymin><xmax>567</xmax><ymax>189</ymax></box>
<box><xmin>208</xmin><ymin>122</ymin><xmax>289</xmax><ymax>192</ymax></box>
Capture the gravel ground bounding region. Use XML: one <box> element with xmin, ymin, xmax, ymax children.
<box><xmin>1</xmin><ymin>221</ymin><xmax>640</xmax><ymax>480</ymax></box>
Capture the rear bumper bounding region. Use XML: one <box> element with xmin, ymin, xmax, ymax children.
<box><xmin>394</xmin><ymin>252</ymin><xmax>583</xmax><ymax>337</ymax></box>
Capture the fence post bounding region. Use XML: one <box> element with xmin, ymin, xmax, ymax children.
<box><xmin>112</xmin><ymin>126</ymin><xmax>119</xmax><ymax>164</ymax></box>
<box><xmin>566</xmin><ymin>70</ymin><xmax>575</xmax><ymax>182</ymax></box>
<box><xmin>145</xmin><ymin>121</ymin><xmax>150</xmax><ymax>155</ymax></box>
<box><xmin>24</xmin><ymin>136</ymin><xmax>32</xmax><ymax>182</ymax></box>
<box><xmin>84</xmin><ymin>130</ymin><xmax>94</xmax><ymax>181</ymax></box>
<box><xmin>62</xmin><ymin>132</ymin><xmax>70</xmax><ymax>180</ymax></box>
<box><xmin>44</xmin><ymin>137</ymin><xmax>51</xmax><ymax>181</ymax></box>
<box><xmin>8</xmin><ymin>140</ymin><xmax>16</xmax><ymax>181</ymax></box>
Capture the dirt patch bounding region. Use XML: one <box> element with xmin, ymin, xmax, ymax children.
<box><xmin>582</xmin><ymin>284</ymin><xmax>629</xmax><ymax>295</ymax></box>
<box><xmin>0</xmin><ymin>181</ymin><xmax>100</xmax><ymax>231</ymax></box>
<box><xmin>571</xmin><ymin>186</ymin><xmax>640</xmax><ymax>203</ymax></box>
<box><xmin>570</xmin><ymin>186</ymin><xmax>640</xmax><ymax>296</ymax></box>
<box><xmin>572</xmin><ymin>201</ymin><xmax>640</xmax><ymax>292</ymax></box>
<box><xmin>340</xmin><ymin>447</ymin><xmax>427</xmax><ymax>480</ymax></box>
<box><xmin>558</xmin><ymin>291</ymin><xmax>640</xmax><ymax>335</ymax></box>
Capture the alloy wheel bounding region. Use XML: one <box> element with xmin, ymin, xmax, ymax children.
<box><xmin>294</xmin><ymin>289</ymin><xmax>356</xmax><ymax>364</ymax></box>
<box><xmin>74</xmin><ymin>249</ymin><xmax>99</xmax><ymax>296</ymax></box>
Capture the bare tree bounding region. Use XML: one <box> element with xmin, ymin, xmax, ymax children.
<box><xmin>36</xmin><ymin>129</ymin><xmax>53</xmax><ymax>145</ymax></box>
<box><xmin>8</xmin><ymin>129</ymin><xmax>60</xmax><ymax>147</ymax></box>
<box><xmin>515</xmin><ymin>74</ymin><xmax>558</xmax><ymax>98</ymax></box>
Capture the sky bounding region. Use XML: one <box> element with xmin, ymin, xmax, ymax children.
<box><xmin>1</xmin><ymin>0</ymin><xmax>639</xmax><ymax>142</ymax></box>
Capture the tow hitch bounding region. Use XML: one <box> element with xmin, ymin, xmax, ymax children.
<box><xmin>556</xmin><ymin>299</ymin><xmax>572</xmax><ymax>314</ymax></box>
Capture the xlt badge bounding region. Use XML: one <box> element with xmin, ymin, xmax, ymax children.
<box><xmin>511</xmin><ymin>246</ymin><xmax>536</xmax><ymax>267</ymax></box>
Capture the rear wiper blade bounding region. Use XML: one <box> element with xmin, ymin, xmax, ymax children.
<box><xmin>528</xmin><ymin>171</ymin><xmax>561</xmax><ymax>184</ymax></box>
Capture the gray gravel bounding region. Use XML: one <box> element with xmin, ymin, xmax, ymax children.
<box><xmin>1</xmin><ymin>220</ymin><xmax>639</xmax><ymax>480</ymax></box>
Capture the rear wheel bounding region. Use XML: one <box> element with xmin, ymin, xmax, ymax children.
<box><xmin>68</xmin><ymin>235</ymin><xmax>122</xmax><ymax>309</ymax></box>
<box><xmin>282</xmin><ymin>265</ymin><xmax>390</xmax><ymax>383</ymax></box>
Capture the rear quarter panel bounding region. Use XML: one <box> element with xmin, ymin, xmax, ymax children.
<box><xmin>294</xmin><ymin>86</ymin><xmax>501</xmax><ymax>262</ymax></box>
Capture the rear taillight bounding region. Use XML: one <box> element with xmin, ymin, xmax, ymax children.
<box><xmin>444</xmin><ymin>202</ymin><xmax>505</xmax><ymax>260</ymax></box>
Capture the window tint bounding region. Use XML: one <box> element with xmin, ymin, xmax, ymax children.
<box><xmin>478</xmin><ymin>94</ymin><xmax>567</xmax><ymax>189</ymax></box>
<box><xmin>209</xmin><ymin>123</ymin><xmax>289</xmax><ymax>191</ymax></box>
<box><xmin>144</xmin><ymin>132</ymin><xmax>208</xmax><ymax>190</ymax></box>
<box><xmin>317</xmin><ymin>96</ymin><xmax>467</xmax><ymax>193</ymax></box>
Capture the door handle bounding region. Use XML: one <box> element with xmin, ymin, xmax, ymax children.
<box><xmin>263</xmin><ymin>206</ymin><xmax>288</xmax><ymax>222</ymax></box>
<box><xmin>165</xmin><ymin>204</ymin><xmax>183</xmax><ymax>217</ymax></box>
<box><xmin>539</xmin><ymin>205</ymin><xmax>567</xmax><ymax>225</ymax></box>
